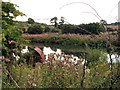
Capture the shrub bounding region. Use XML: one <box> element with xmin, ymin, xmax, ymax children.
<box><xmin>86</xmin><ymin>48</ymin><xmax>107</xmax><ymax>68</ymax></box>
<box><xmin>107</xmin><ymin>27</ymin><xmax>114</xmax><ymax>32</ymax></box>
<box><xmin>60</xmin><ymin>23</ymin><xmax>105</xmax><ymax>34</ymax></box>
<box><xmin>28</xmin><ymin>23</ymin><xmax>44</xmax><ymax>34</ymax></box>
<box><xmin>44</xmin><ymin>26</ymin><xmax>51</xmax><ymax>33</ymax></box>
<box><xmin>50</xmin><ymin>28</ymin><xmax>62</xmax><ymax>33</ymax></box>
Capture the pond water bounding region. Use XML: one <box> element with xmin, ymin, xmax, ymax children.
<box><xmin>107</xmin><ymin>54</ymin><xmax>120</xmax><ymax>63</ymax></box>
<box><xmin>42</xmin><ymin>46</ymin><xmax>120</xmax><ymax>63</ymax></box>
<box><xmin>43</xmin><ymin>46</ymin><xmax>84</xmax><ymax>64</ymax></box>
<box><xmin>14</xmin><ymin>44</ymin><xmax>120</xmax><ymax>64</ymax></box>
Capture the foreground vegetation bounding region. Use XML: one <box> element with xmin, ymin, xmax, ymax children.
<box><xmin>2</xmin><ymin>49</ymin><xmax>120</xmax><ymax>88</ymax></box>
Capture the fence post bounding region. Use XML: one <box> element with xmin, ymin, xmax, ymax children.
<box><xmin>81</xmin><ymin>52</ymin><xmax>87</xmax><ymax>88</ymax></box>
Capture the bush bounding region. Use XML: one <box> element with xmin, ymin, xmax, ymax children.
<box><xmin>50</xmin><ymin>28</ymin><xmax>62</xmax><ymax>33</ymax></box>
<box><xmin>44</xmin><ymin>26</ymin><xmax>51</xmax><ymax>33</ymax></box>
<box><xmin>86</xmin><ymin>48</ymin><xmax>107</xmax><ymax>68</ymax></box>
<box><xmin>28</xmin><ymin>23</ymin><xmax>44</xmax><ymax>34</ymax></box>
<box><xmin>78</xmin><ymin>23</ymin><xmax>105</xmax><ymax>34</ymax></box>
<box><xmin>107</xmin><ymin>27</ymin><xmax>114</xmax><ymax>32</ymax></box>
<box><xmin>60</xmin><ymin>24</ymin><xmax>78</xmax><ymax>34</ymax></box>
<box><xmin>44</xmin><ymin>26</ymin><xmax>62</xmax><ymax>34</ymax></box>
<box><xmin>60</xmin><ymin>23</ymin><xmax>105</xmax><ymax>34</ymax></box>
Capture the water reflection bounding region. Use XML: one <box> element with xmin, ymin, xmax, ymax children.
<box><xmin>43</xmin><ymin>46</ymin><xmax>83</xmax><ymax>64</ymax></box>
<box><xmin>43</xmin><ymin>47</ymin><xmax>61</xmax><ymax>60</ymax></box>
<box><xmin>107</xmin><ymin>54</ymin><xmax>120</xmax><ymax>63</ymax></box>
<box><xmin>21</xmin><ymin>46</ymin><xmax>29</xmax><ymax>54</ymax></box>
<box><xmin>13</xmin><ymin>46</ymin><xmax>29</xmax><ymax>60</ymax></box>
<box><xmin>43</xmin><ymin>46</ymin><xmax>120</xmax><ymax>64</ymax></box>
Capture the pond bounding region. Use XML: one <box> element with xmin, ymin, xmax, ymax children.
<box><xmin>16</xmin><ymin>43</ymin><xmax>120</xmax><ymax>64</ymax></box>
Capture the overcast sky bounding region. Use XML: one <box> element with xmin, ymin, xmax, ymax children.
<box><xmin>3</xmin><ymin>0</ymin><xmax>120</xmax><ymax>25</ymax></box>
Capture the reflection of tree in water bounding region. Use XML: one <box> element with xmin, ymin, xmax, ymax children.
<box><xmin>25</xmin><ymin>43</ymin><xmax>87</xmax><ymax>59</ymax></box>
<box><xmin>47</xmin><ymin>45</ymin><xmax>87</xmax><ymax>59</ymax></box>
<box><xmin>63</xmin><ymin>51</ymin><xmax>86</xmax><ymax>59</ymax></box>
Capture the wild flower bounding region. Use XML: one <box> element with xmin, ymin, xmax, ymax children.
<box><xmin>85</xmin><ymin>69</ymin><xmax>90</xmax><ymax>73</ymax></box>
<box><xmin>27</xmin><ymin>81</ymin><xmax>31</xmax><ymax>85</ymax></box>
<box><xmin>32</xmin><ymin>83</ymin><xmax>37</xmax><ymax>87</ymax></box>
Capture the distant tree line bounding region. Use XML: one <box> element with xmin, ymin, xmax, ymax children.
<box><xmin>107</xmin><ymin>22</ymin><xmax>120</xmax><ymax>25</ymax></box>
<box><xmin>59</xmin><ymin>23</ymin><xmax>105</xmax><ymax>34</ymax></box>
<box><xmin>27</xmin><ymin>21</ymin><xmax>105</xmax><ymax>34</ymax></box>
<box><xmin>16</xmin><ymin>17</ymin><xmax>105</xmax><ymax>35</ymax></box>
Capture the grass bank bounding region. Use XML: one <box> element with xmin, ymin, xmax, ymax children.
<box><xmin>23</xmin><ymin>33</ymin><xmax>117</xmax><ymax>49</ymax></box>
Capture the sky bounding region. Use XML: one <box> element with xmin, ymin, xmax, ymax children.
<box><xmin>3</xmin><ymin>0</ymin><xmax>120</xmax><ymax>25</ymax></box>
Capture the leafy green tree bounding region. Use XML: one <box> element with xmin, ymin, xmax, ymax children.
<box><xmin>2</xmin><ymin>1</ymin><xmax>25</xmax><ymax>57</ymax></box>
<box><xmin>100</xmin><ymin>20</ymin><xmax>107</xmax><ymax>25</ymax></box>
<box><xmin>59</xmin><ymin>16</ymin><xmax>65</xmax><ymax>25</ymax></box>
<box><xmin>50</xmin><ymin>16</ymin><xmax>58</xmax><ymax>27</ymax></box>
<box><xmin>60</xmin><ymin>23</ymin><xmax>105</xmax><ymax>34</ymax></box>
<box><xmin>44</xmin><ymin>26</ymin><xmax>51</xmax><ymax>32</ymax></box>
<box><xmin>28</xmin><ymin>23</ymin><xmax>43</xmax><ymax>34</ymax></box>
<box><xmin>79</xmin><ymin>23</ymin><xmax>105</xmax><ymax>34</ymax></box>
<box><xmin>2</xmin><ymin>1</ymin><xmax>27</xmax><ymax>87</ymax></box>
<box><xmin>2</xmin><ymin>2</ymin><xmax>25</xmax><ymax>26</ymax></box>
<box><xmin>28</xmin><ymin>18</ymin><xmax>35</xmax><ymax>24</ymax></box>
<box><xmin>60</xmin><ymin>24</ymin><xmax>77</xmax><ymax>34</ymax></box>
<box><xmin>2</xmin><ymin>1</ymin><xmax>27</xmax><ymax>77</ymax></box>
<box><xmin>107</xmin><ymin>27</ymin><xmax>114</xmax><ymax>32</ymax></box>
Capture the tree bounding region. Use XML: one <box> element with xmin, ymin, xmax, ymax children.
<box><xmin>100</xmin><ymin>20</ymin><xmax>107</xmax><ymax>25</ymax></box>
<box><xmin>60</xmin><ymin>24</ymin><xmax>78</xmax><ymax>34</ymax></box>
<box><xmin>50</xmin><ymin>16</ymin><xmax>58</xmax><ymax>27</ymax></box>
<box><xmin>79</xmin><ymin>23</ymin><xmax>105</xmax><ymax>34</ymax></box>
<box><xmin>2</xmin><ymin>2</ymin><xmax>25</xmax><ymax>26</ymax></box>
<box><xmin>28</xmin><ymin>23</ymin><xmax>43</xmax><ymax>34</ymax></box>
<box><xmin>2</xmin><ymin>1</ymin><xmax>25</xmax><ymax>57</ymax></box>
<box><xmin>2</xmin><ymin>1</ymin><xmax>27</xmax><ymax>86</ymax></box>
<box><xmin>60</xmin><ymin>23</ymin><xmax>105</xmax><ymax>34</ymax></box>
<box><xmin>44</xmin><ymin>26</ymin><xmax>51</xmax><ymax>33</ymax></box>
<box><xmin>59</xmin><ymin>16</ymin><xmax>65</xmax><ymax>25</ymax></box>
<box><xmin>28</xmin><ymin>18</ymin><xmax>35</xmax><ymax>24</ymax></box>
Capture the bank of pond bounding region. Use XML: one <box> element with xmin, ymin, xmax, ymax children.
<box><xmin>23</xmin><ymin>33</ymin><xmax>118</xmax><ymax>49</ymax></box>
